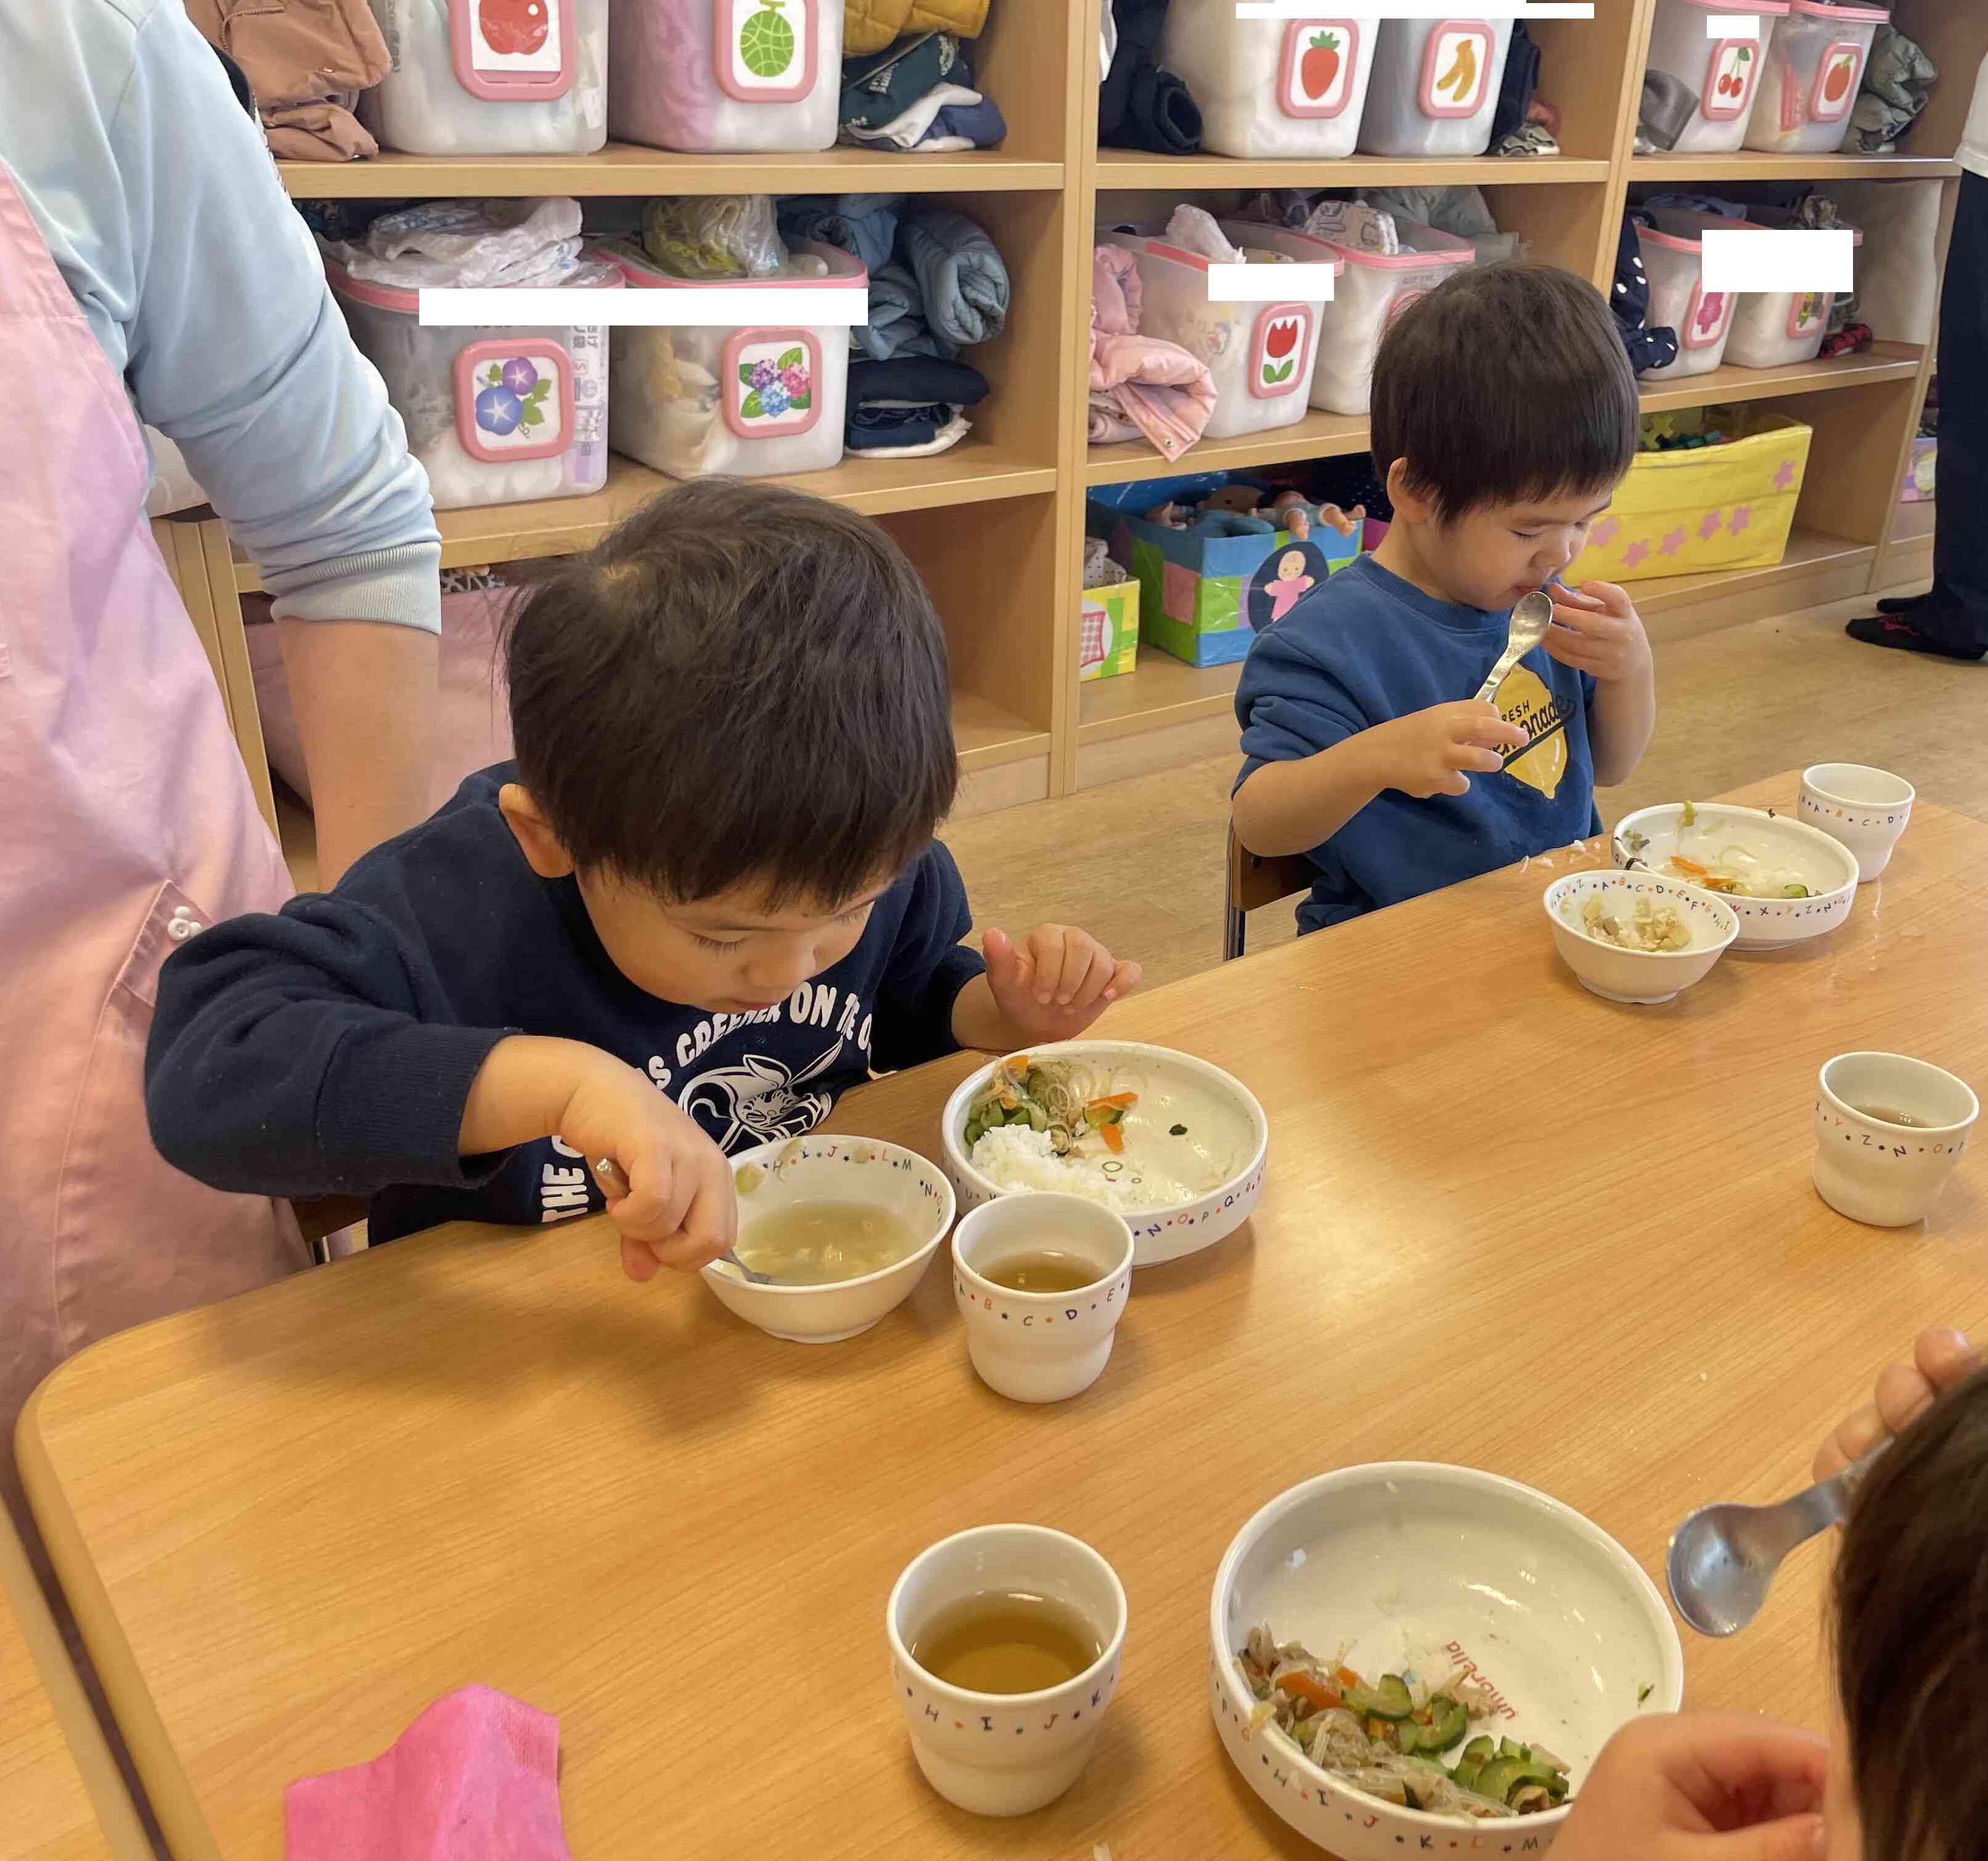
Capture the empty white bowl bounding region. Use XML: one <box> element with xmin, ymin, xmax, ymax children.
<box><xmin>1800</xmin><ymin>764</ymin><xmax>1915</xmax><ymax>881</ymax></box>
<box><xmin>1613</xmin><ymin>802</ymin><xmax>1858</xmax><ymax>949</ymax></box>
<box><xmin>941</xmin><ymin>1041</ymin><xmax>1269</xmax><ymax>1268</ymax></box>
<box><xmin>1208</xmin><ymin>1464</ymin><xmax>1682</xmax><ymax>1860</ymax></box>
<box><xmin>1544</xmin><ymin>870</ymin><xmax>1739</xmax><ymax>1005</ymax></box>
<box><xmin>700</xmin><ymin>1134</ymin><xmax>954</xmax><ymax>1343</ymax></box>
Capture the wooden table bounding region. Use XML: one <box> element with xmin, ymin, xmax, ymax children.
<box><xmin>22</xmin><ymin>773</ymin><xmax>1988</xmax><ymax>1861</ymax></box>
<box><xmin>0</xmin><ymin>1509</ymin><xmax>148</xmax><ymax>1861</ymax></box>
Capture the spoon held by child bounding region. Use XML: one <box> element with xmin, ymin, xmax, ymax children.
<box><xmin>1471</xmin><ymin>589</ymin><xmax>1555</xmax><ymax>703</ymax></box>
<box><xmin>591</xmin><ymin>1156</ymin><xmax>774</xmax><ymax>1284</ymax></box>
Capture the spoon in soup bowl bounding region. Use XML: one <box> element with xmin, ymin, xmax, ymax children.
<box><xmin>591</xmin><ymin>1156</ymin><xmax>775</xmax><ymax>1284</ymax></box>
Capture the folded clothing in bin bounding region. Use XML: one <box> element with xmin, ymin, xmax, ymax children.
<box><xmin>1087</xmin><ymin>244</ymin><xmax>1216</xmax><ymax>461</ymax></box>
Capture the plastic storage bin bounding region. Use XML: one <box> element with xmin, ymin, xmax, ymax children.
<box><xmin>597</xmin><ymin>240</ymin><xmax>864</xmax><ymax>480</ymax></box>
<box><xmin>607</xmin><ymin>0</ymin><xmax>842</xmax><ymax>153</ymax></box>
<box><xmin>1641</xmin><ymin>0</ymin><xmax>1788</xmax><ymax>155</ymax></box>
<box><xmin>1566</xmin><ymin>407</ymin><xmax>1811</xmax><ymax>583</ymax></box>
<box><xmin>1156</xmin><ymin>7</ymin><xmax>1379</xmax><ymax>159</ymax></box>
<box><xmin>1746</xmin><ymin>1</ymin><xmax>1886</xmax><ymax>155</ymax></box>
<box><xmin>1358</xmin><ymin>17</ymin><xmax>1513</xmax><ymax>157</ymax></box>
<box><xmin>1274</xmin><ymin>219</ymin><xmax>1473</xmax><ymax>415</ymax></box>
<box><xmin>1098</xmin><ymin>223</ymin><xmax>1337</xmax><ymax>442</ymax></box>
<box><xmin>329</xmin><ymin>262</ymin><xmax>618</xmax><ymax>510</ymax></box>
<box><xmin>1634</xmin><ymin>210</ymin><xmax>1756</xmax><ymax>378</ymax></box>
<box><xmin>1724</xmin><ymin>226</ymin><xmax>1861</xmax><ymax>367</ymax></box>
<box><xmin>361</xmin><ymin>0</ymin><xmax>609</xmax><ymax>154</ymax></box>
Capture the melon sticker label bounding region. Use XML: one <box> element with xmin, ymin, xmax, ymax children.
<box><xmin>722</xmin><ymin>0</ymin><xmax>816</xmax><ymax>98</ymax></box>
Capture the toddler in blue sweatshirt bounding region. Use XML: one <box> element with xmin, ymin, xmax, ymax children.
<box><xmin>1233</xmin><ymin>264</ymin><xmax>1658</xmax><ymax>932</ymax></box>
<box><xmin>145</xmin><ymin>481</ymin><xmax>1141</xmax><ymax>1277</ymax></box>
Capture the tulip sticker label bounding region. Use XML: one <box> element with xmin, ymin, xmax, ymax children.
<box><xmin>453</xmin><ymin>341</ymin><xmax>574</xmax><ymax>464</ymax></box>
<box><xmin>1277</xmin><ymin>20</ymin><xmax>1360</xmax><ymax>120</ymax></box>
<box><xmin>1250</xmin><ymin>304</ymin><xmax>1312</xmax><ymax>399</ymax></box>
<box><xmin>1418</xmin><ymin>20</ymin><xmax>1492</xmax><ymax>120</ymax></box>
<box><xmin>718</xmin><ymin>0</ymin><xmax>820</xmax><ymax>104</ymax></box>
<box><xmin>1700</xmin><ymin>39</ymin><xmax>1756</xmax><ymax>123</ymax></box>
<box><xmin>449</xmin><ymin>0</ymin><xmax>574</xmax><ymax>97</ymax></box>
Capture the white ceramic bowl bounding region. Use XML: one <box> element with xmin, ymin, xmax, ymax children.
<box><xmin>1800</xmin><ymin>763</ymin><xmax>1915</xmax><ymax>882</ymax></box>
<box><xmin>1209</xmin><ymin>1464</ymin><xmax>1683</xmax><ymax>1860</ymax></box>
<box><xmin>1613</xmin><ymin>802</ymin><xmax>1858</xmax><ymax>949</ymax></box>
<box><xmin>700</xmin><ymin>1134</ymin><xmax>954</xmax><ymax>1344</ymax></box>
<box><xmin>940</xmin><ymin>1041</ymin><xmax>1269</xmax><ymax>1268</ymax></box>
<box><xmin>1543</xmin><ymin>870</ymin><xmax>1739</xmax><ymax>1005</ymax></box>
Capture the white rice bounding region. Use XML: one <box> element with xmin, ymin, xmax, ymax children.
<box><xmin>967</xmin><ymin>1124</ymin><xmax>1180</xmax><ymax>1212</ymax></box>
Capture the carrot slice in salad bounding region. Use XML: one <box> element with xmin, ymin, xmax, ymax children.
<box><xmin>1275</xmin><ymin>1672</ymin><xmax>1342</xmax><ymax>1712</ymax></box>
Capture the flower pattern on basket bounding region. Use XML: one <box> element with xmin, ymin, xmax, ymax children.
<box><xmin>722</xmin><ymin>329</ymin><xmax>824</xmax><ymax>439</ymax></box>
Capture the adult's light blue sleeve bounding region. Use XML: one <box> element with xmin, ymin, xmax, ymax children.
<box><xmin>18</xmin><ymin>0</ymin><xmax>441</xmax><ymax>632</ymax></box>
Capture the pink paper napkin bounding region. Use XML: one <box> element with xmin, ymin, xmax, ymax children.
<box><xmin>285</xmin><ymin>1686</ymin><xmax>575</xmax><ymax>1861</ymax></box>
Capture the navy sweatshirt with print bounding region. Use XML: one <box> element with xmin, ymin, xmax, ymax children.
<box><xmin>145</xmin><ymin>764</ymin><xmax>985</xmax><ymax>1244</ymax></box>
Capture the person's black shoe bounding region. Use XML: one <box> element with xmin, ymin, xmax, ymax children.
<box><xmin>1876</xmin><ymin>594</ymin><xmax>1929</xmax><ymax>614</ymax></box>
<box><xmin>1846</xmin><ymin>615</ymin><xmax>1987</xmax><ymax>662</ymax></box>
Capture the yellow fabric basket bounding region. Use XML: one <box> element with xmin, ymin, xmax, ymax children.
<box><xmin>1568</xmin><ymin>406</ymin><xmax>1812</xmax><ymax>584</ymax></box>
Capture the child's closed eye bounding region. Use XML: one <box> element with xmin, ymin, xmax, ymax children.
<box><xmin>690</xmin><ymin>933</ymin><xmax>743</xmax><ymax>953</ymax></box>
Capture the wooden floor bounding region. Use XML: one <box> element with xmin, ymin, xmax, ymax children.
<box><xmin>946</xmin><ymin>583</ymin><xmax>1985</xmax><ymax>989</ymax></box>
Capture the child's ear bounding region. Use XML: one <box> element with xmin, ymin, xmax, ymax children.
<box><xmin>497</xmin><ymin>784</ymin><xmax>576</xmax><ymax>878</ymax></box>
<box><xmin>1383</xmin><ymin>457</ymin><xmax>1437</xmax><ymax>524</ymax></box>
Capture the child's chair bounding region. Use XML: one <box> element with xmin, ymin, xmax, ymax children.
<box><xmin>1222</xmin><ymin>828</ymin><xmax>1312</xmax><ymax>961</ymax></box>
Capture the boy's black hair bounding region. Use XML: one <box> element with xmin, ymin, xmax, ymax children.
<box><xmin>502</xmin><ymin>478</ymin><xmax>957</xmax><ymax>908</ymax></box>
<box><xmin>1368</xmin><ymin>263</ymin><xmax>1639</xmax><ymax>521</ymax></box>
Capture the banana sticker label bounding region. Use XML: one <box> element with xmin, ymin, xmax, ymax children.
<box><xmin>1494</xmin><ymin>665</ymin><xmax>1571</xmax><ymax>801</ymax></box>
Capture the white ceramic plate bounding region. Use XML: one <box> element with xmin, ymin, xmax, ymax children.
<box><xmin>1613</xmin><ymin>803</ymin><xmax>1857</xmax><ymax>949</ymax></box>
<box><xmin>940</xmin><ymin>1041</ymin><xmax>1269</xmax><ymax>1267</ymax></box>
<box><xmin>1208</xmin><ymin>1464</ymin><xmax>1683</xmax><ymax>1861</ymax></box>
<box><xmin>1543</xmin><ymin>870</ymin><xmax>1739</xmax><ymax>1004</ymax></box>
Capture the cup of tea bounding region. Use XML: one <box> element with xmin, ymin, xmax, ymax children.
<box><xmin>1800</xmin><ymin>764</ymin><xmax>1915</xmax><ymax>881</ymax></box>
<box><xmin>1814</xmin><ymin>1052</ymin><xmax>1979</xmax><ymax>1227</ymax></box>
<box><xmin>886</xmin><ymin>1524</ymin><xmax>1128</xmax><ymax>1816</ymax></box>
<box><xmin>951</xmin><ymin>1195</ymin><xmax>1134</xmax><ymax>1403</ymax></box>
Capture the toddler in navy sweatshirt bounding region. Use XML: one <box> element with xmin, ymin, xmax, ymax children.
<box><xmin>146</xmin><ymin>481</ymin><xmax>1141</xmax><ymax>1276</ymax></box>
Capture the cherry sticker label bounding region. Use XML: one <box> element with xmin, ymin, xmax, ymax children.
<box><xmin>1700</xmin><ymin>38</ymin><xmax>1757</xmax><ymax>122</ymax></box>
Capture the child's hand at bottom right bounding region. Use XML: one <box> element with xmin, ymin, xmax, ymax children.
<box><xmin>1550</xmin><ymin>1716</ymin><xmax>1829</xmax><ymax>1861</ymax></box>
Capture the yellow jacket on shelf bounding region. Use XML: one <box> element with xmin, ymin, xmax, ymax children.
<box><xmin>1568</xmin><ymin>407</ymin><xmax>1812</xmax><ymax>585</ymax></box>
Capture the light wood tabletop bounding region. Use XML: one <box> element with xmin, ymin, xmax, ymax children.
<box><xmin>20</xmin><ymin>772</ymin><xmax>1988</xmax><ymax>1861</ymax></box>
<box><xmin>0</xmin><ymin>1508</ymin><xmax>150</xmax><ymax>1861</ymax></box>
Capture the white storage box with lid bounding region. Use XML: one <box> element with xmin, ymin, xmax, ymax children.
<box><xmin>1273</xmin><ymin>219</ymin><xmax>1473</xmax><ymax>415</ymax></box>
<box><xmin>1156</xmin><ymin>7</ymin><xmax>1379</xmax><ymax>160</ymax></box>
<box><xmin>1634</xmin><ymin>210</ymin><xmax>1756</xmax><ymax>379</ymax></box>
<box><xmin>328</xmin><ymin>262</ymin><xmax>619</xmax><ymax>509</ymax></box>
<box><xmin>1357</xmin><ymin>16</ymin><xmax>1513</xmax><ymax>157</ymax></box>
<box><xmin>1098</xmin><ymin>223</ymin><xmax>1338</xmax><ymax>442</ymax></box>
<box><xmin>362</xmin><ymin>0</ymin><xmax>608</xmax><ymax>154</ymax></box>
<box><xmin>607</xmin><ymin>0</ymin><xmax>842</xmax><ymax>153</ymax></box>
<box><xmin>597</xmin><ymin>240</ymin><xmax>864</xmax><ymax>480</ymax></box>
<box><xmin>1746</xmin><ymin>1</ymin><xmax>1887</xmax><ymax>155</ymax></box>
<box><xmin>1642</xmin><ymin>0</ymin><xmax>1788</xmax><ymax>155</ymax></box>
<box><xmin>1724</xmin><ymin>224</ymin><xmax>1862</xmax><ymax>367</ymax></box>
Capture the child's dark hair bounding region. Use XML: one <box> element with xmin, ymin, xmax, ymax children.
<box><xmin>1369</xmin><ymin>263</ymin><xmax>1638</xmax><ymax>521</ymax></box>
<box><xmin>1834</xmin><ymin>1367</ymin><xmax>1988</xmax><ymax>1859</ymax></box>
<box><xmin>503</xmin><ymin>478</ymin><xmax>957</xmax><ymax>907</ymax></box>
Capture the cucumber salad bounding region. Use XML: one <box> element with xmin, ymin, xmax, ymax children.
<box><xmin>1237</xmin><ymin>1626</ymin><xmax>1573</xmax><ymax>1820</ymax></box>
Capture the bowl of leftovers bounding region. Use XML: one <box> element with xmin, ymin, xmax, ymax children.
<box><xmin>700</xmin><ymin>1134</ymin><xmax>954</xmax><ymax>1343</ymax></box>
<box><xmin>1613</xmin><ymin>801</ymin><xmax>1857</xmax><ymax>949</ymax></box>
<box><xmin>1542</xmin><ymin>870</ymin><xmax>1739</xmax><ymax>1005</ymax></box>
<box><xmin>940</xmin><ymin>1042</ymin><xmax>1269</xmax><ymax>1267</ymax></box>
<box><xmin>1209</xmin><ymin>1464</ymin><xmax>1682</xmax><ymax>1860</ymax></box>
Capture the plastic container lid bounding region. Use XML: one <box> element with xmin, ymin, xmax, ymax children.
<box><xmin>1790</xmin><ymin>0</ymin><xmax>1885</xmax><ymax>18</ymax></box>
<box><xmin>593</xmin><ymin>238</ymin><xmax>868</xmax><ymax>290</ymax></box>
<box><xmin>324</xmin><ymin>258</ymin><xmax>624</xmax><ymax>314</ymax></box>
<box><xmin>1664</xmin><ymin>0</ymin><xmax>1789</xmax><ymax>13</ymax></box>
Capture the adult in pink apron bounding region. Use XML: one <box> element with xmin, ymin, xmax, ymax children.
<box><xmin>0</xmin><ymin>160</ymin><xmax>308</xmax><ymax>1545</ymax></box>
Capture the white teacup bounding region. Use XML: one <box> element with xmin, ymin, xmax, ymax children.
<box><xmin>1814</xmin><ymin>1052</ymin><xmax>1979</xmax><ymax>1227</ymax></box>
<box><xmin>887</xmin><ymin>1524</ymin><xmax>1128</xmax><ymax>1817</ymax></box>
<box><xmin>1800</xmin><ymin>764</ymin><xmax>1915</xmax><ymax>881</ymax></box>
<box><xmin>952</xmin><ymin>1195</ymin><xmax>1134</xmax><ymax>1404</ymax></box>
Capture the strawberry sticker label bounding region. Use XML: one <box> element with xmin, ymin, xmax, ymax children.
<box><xmin>1810</xmin><ymin>41</ymin><xmax>1862</xmax><ymax>123</ymax></box>
<box><xmin>448</xmin><ymin>0</ymin><xmax>574</xmax><ymax>98</ymax></box>
<box><xmin>453</xmin><ymin>340</ymin><xmax>574</xmax><ymax>463</ymax></box>
<box><xmin>1277</xmin><ymin>20</ymin><xmax>1360</xmax><ymax>120</ymax></box>
<box><xmin>1788</xmin><ymin>290</ymin><xmax>1832</xmax><ymax>340</ymax></box>
<box><xmin>1418</xmin><ymin>20</ymin><xmax>1492</xmax><ymax>120</ymax></box>
<box><xmin>717</xmin><ymin>0</ymin><xmax>819</xmax><ymax>104</ymax></box>
<box><xmin>1682</xmin><ymin>282</ymin><xmax>1733</xmax><ymax>351</ymax></box>
<box><xmin>1250</xmin><ymin>304</ymin><xmax>1312</xmax><ymax>399</ymax></box>
<box><xmin>722</xmin><ymin>328</ymin><xmax>823</xmax><ymax>438</ymax></box>
<box><xmin>1699</xmin><ymin>39</ymin><xmax>1756</xmax><ymax>122</ymax></box>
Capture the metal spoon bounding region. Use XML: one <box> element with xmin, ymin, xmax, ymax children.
<box><xmin>589</xmin><ymin>1156</ymin><xmax>774</xmax><ymax>1285</ymax></box>
<box><xmin>1666</xmin><ymin>1444</ymin><xmax>1887</xmax><ymax>1637</ymax></box>
<box><xmin>1471</xmin><ymin>589</ymin><xmax>1555</xmax><ymax>703</ymax></box>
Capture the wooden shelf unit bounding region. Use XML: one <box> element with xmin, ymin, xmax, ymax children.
<box><xmin>176</xmin><ymin>0</ymin><xmax>1973</xmax><ymax>817</ymax></box>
